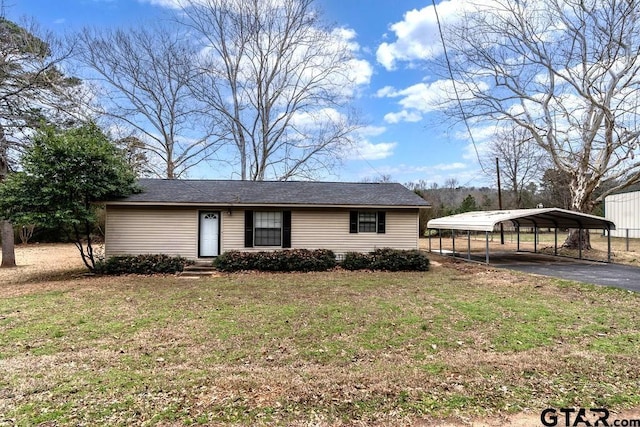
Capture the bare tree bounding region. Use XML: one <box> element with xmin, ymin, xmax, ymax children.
<box><xmin>361</xmin><ymin>174</ymin><xmax>392</xmax><ymax>183</ymax></box>
<box><xmin>483</xmin><ymin>125</ymin><xmax>548</xmax><ymax>208</ymax></box>
<box><xmin>76</xmin><ymin>25</ymin><xmax>220</xmax><ymax>179</ymax></box>
<box><xmin>178</xmin><ymin>0</ymin><xmax>362</xmax><ymax>181</ymax></box>
<box><xmin>0</xmin><ymin>15</ymin><xmax>78</xmax><ymax>267</ymax></box>
<box><xmin>439</xmin><ymin>0</ymin><xmax>640</xmax><ymax>248</ymax></box>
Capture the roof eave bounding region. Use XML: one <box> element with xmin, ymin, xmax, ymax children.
<box><xmin>104</xmin><ymin>201</ymin><xmax>430</xmax><ymax>209</ymax></box>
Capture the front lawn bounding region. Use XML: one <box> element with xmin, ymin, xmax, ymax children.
<box><xmin>1</xmin><ymin>261</ymin><xmax>639</xmax><ymax>425</ymax></box>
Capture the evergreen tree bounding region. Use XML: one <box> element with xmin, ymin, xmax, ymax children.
<box><xmin>0</xmin><ymin>123</ymin><xmax>138</xmax><ymax>271</ymax></box>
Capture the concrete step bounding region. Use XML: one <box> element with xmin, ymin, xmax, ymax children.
<box><xmin>180</xmin><ymin>262</ymin><xmax>218</xmax><ymax>277</ymax></box>
<box><xmin>179</xmin><ymin>270</ymin><xmax>219</xmax><ymax>277</ymax></box>
<box><xmin>183</xmin><ymin>264</ymin><xmax>216</xmax><ymax>271</ymax></box>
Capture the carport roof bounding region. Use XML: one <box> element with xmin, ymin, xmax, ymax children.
<box><xmin>426</xmin><ymin>208</ymin><xmax>616</xmax><ymax>232</ymax></box>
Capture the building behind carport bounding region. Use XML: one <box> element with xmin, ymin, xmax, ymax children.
<box><xmin>426</xmin><ymin>208</ymin><xmax>616</xmax><ymax>264</ymax></box>
<box><xmin>605</xmin><ymin>190</ymin><xmax>640</xmax><ymax>238</ymax></box>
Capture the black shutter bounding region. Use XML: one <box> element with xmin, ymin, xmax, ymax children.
<box><xmin>282</xmin><ymin>210</ymin><xmax>291</xmax><ymax>248</ymax></box>
<box><xmin>244</xmin><ymin>210</ymin><xmax>254</xmax><ymax>247</ymax></box>
<box><xmin>349</xmin><ymin>210</ymin><xmax>358</xmax><ymax>233</ymax></box>
<box><xmin>377</xmin><ymin>211</ymin><xmax>386</xmax><ymax>234</ymax></box>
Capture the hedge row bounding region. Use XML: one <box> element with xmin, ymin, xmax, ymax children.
<box><xmin>342</xmin><ymin>248</ymin><xmax>430</xmax><ymax>271</ymax></box>
<box><xmin>215</xmin><ymin>249</ymin><xmax>337</xmax><ymax>272</ymax></box>
<box><xmin>216</xmin><ymin>248</ymin><xmax>429</xmax><ymax>272</ymax></box>
<box><xmin>95</xmin><ymin>254</ymin><xmax>193</xmax><ymax>275</ymax></box>
<box><xmin>94</xmin><ymin>248</ymin><xmax>430</xmax><ymax>274</ymax></box>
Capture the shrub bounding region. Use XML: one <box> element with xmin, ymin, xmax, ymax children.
<box><xmin>214</xmin><ymin>249</ymin><xmax>336</xmax><ymax>272</ymax></box>
<box><xmin>341</xmin><ymin>252</ymin><xmax>373</xmax><ymax>271</ymax></box>
<box><xmin>340</xmin><ymin>248</ymin><xmax>430</xmax><ymax>271</ymax></box>
<box><xmin>213</xmin><ymin>251</ymin><xmax>254</xmax><ymax>272</ymax></box>
<box><xmin>95</xmin><ymin>254</ymin><xmax>193</xmax><ymax>275</ymax></box>
<box><xmin>371</xmin><ymin>248</ymin><xmax>430</xmax><ymax>271</ymax></box>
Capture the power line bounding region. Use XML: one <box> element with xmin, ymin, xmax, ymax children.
<box><xmin>431</xmin><ymin>0</ymin><xmax>489</xmax><ymax>175</ymax></box>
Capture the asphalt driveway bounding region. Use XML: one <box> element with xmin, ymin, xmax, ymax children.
<box><xmin>485</xmin><ymin>252</ymin><xmax>640</xmax><ymax>292</ymax></box>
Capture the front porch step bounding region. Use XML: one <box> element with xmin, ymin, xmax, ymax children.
<box><xmin>179</xmin><ymin>270</ymin><xmax>219</xmax><ymax>277</ymax></box>
<box><xmin>179</xmin><ymin>261</ymin><xmax>218</xmax><ymax>277</ymax></box>
<box><xmin>184</xmin><ymin>265</ymin><xmax>216</xmax><ymax>271</ymax></box>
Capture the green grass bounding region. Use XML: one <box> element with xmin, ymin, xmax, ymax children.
<box><xmin>1</xmin><ymin>267</ymin><xmax>639</xmax><ymax>425</ymax></box>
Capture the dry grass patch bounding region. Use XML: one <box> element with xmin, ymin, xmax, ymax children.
<box><xmin>1</xmin><ymin>258</ymin><xmax>639</xmax><ymax>426</ymax></box>
<box><xmin>0</xmin><ymin>243</ymin><xmax>85</xmax><ymax>288</ymax></box>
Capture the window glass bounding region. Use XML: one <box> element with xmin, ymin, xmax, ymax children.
<box><xmin>255</xmin><ymin>211</ymin><xmax>282</xmax><ymax>246</ymax></box>
<box><xmin>358</xmin><ymin>212</ymin><xmax>377</xmax><ymax>233</ymax></box>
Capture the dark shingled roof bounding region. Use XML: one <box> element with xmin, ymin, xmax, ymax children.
<box><xmin>110</xmin><ymin>179</ymin><xmax>430</xmax><ymax>207</ymax></box>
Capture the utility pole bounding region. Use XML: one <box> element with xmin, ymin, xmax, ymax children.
<box><xmin>496</xmin><ymin>157</ymin><xmax>504</xmax><ymax>244</ymax></box>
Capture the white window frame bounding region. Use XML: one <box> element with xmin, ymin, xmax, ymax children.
<box><xmin>254</xmin><ymin>211</ymin><xmax>283</xmax><ymax>246</ymax></box>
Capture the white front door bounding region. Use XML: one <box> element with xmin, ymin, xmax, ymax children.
<box><xmin>199</xmin><ymin>212</ymin><xmax>220</xmax><ymax>257</ymax></box>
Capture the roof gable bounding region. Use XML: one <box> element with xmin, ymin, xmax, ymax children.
<box><xmin>108</xmin><ymin>179</ymin><xmax>430</xmax><ymax>208</ymax></box>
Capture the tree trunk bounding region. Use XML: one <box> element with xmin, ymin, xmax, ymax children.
<box><xmin>1</xmin><ymin>219</ymin><xmax>16</xmax><ymax>268</ymax></box>
<box><xmin>562</xmin><ymin>228</ymin><xmax>591</xmax><ymax>250</ymax></box>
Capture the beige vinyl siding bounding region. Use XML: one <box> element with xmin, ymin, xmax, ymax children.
<box><xmin>221</xmin><ymin>210</ymin><xmax>246</xmax><ymax>252</ymax></box>
<box><xmin>105</xmin><ymin>206</ymin><xmax>199</xmax><ymax>258</ymax></box>
<box><xmin>223</xmin><ymin>208</ymin><xmax>419</xmax><ymax>253</ymax></box>
<box><xmin>291</xmin><ymin>209</ymin><xmax>419</xmax><ymax>253</ymax></box>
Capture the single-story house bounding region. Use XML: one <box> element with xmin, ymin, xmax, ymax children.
<box><xmin>103</xmin><ymin>179</ymin><xmax>430</xmax><ymax>259</ymax></box>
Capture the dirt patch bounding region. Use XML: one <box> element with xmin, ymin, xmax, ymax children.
<box><xmin>0</xmin><ymin>243</ymin><xmax>85</xmax><ymax>286</ymax></box>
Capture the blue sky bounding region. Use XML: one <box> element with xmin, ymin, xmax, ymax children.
<box><xmin>9</xmin><ymin>0</ymin><xmax>486</xmax><ymax>186</ymax></box>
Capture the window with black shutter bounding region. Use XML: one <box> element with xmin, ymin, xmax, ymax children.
<box><xmin>244</xmin><ymin>210</ymin><xmax>254</xmax><ymax>247</ymax></box>
<box><xmin>377</xmin><ymin>211</ymin><xmax>386</xmax><ymax>234</ymax></box>
<box><xmin>282</xmin><ymin>211</ymin><xmax>292</xmax><ymax>248</ymax></box>
<box><xmin>349</xmin><ymin>211</ymin><xmax>358</xmax><ymax>233</ymax></box>
<box><xmin>245</xmin><ymin>210</ymin><xmax>291</xmax><ymax>247</ymax></box>
<box><xmin>254</xmin><ymin>211</ymin><xmax>282</xmax><ymax>246</ymax></box>
<box><xmin>349</xmin><ymin>211</ymin><xmax>386</xmax><ymax>233</ymax></box>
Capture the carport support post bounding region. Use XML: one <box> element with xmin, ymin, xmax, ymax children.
<box><xmin>439</xmin><ymin>230</ymin><xmax>443</xmax><ymax>256</ymax></box>
<box><xmin>516</xmin><ymin>225</ymin><xmax>520</xmax><ymax>251</ymax></box>
<box><xmin>554</xmin><ymin>227</ymin><xmax>558</xmax><ymax>256</ymax></box>
<box><xmin>579</xmin><ymin>227</ymin><xmax>583</xmax><ymax>260</ymax></box>
<box><xmin>452</xmin><ymin>229</ymin><xmax>456</xmax><ymax>258</ymax></box>
<box><xmin>428</xmin><ymin>229</ymin><xmax>432</xmax><ymax>253</ymax></box>
<box><xmin>467</xmin><ymin>230</ymin><xmax>471</xmax><ymax>260</ymax></box>
<box><xmin>607</xmin><ymin>226</ymin><xmax>611</xmax><ymax>263</ymax></box>
<box><xmin>626</xmin><ymin>228</ymin><xmax>630</xmax><ymax>252</ymax></box>
<box><xmin>485</xmin><ymin>231</ymin><xmax>490</xmax><ymax>264</ymax></box>
<box><xmin>534</xmin><ymin>226</ymin><xmax>538</xmax><ymax>253</ymax></box>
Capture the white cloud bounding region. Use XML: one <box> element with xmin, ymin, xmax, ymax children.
<box><xmin>378</xmin><ymin>77</ymin><xmax>489</xmax><ymax>124</ymax></box>
<box><xmin>138</xmin><ymin>0</ymin><xmax>182</xmax><ymax>8</ymax></box>
<box><xmin>347</xmin><ymin>58</ymin><xmax>373</xmax><ymax>87</ymax></box>
<box><xmin>289</xmin><ymin>108</ymin><xmax>344</xmax><ymax>130</ymax></box>
<box><xmin>433</xmin><ymin>162</ymin><xmax>466</xmax><ymax>171</ymax></box>
<box><xmin>396</xmin><ymin>80</ymin><xmax>453</xmax><ymax>111</ymax></box>
<box><xmin>333</xmin><ymin>27</ymin><xmax>359</xmax><ymax>52</ymax></box>
<box><xmin>377</xmin><ymin>79</ymin><xmax>460</xmax><ymax>123</ymax></box>
<box><xmin>358</xmin><ymin>125</ymin><xmax>387</xmax><ymax>137</ymax></box>
<box><xmin>384</xmin><ymin>110</ymin><xmax>422</xmax><ymax>124</ymax></box>
<box><xmin>376</xmin><ymin>43</ymin><xmax>399</xmax><ymax>71</ymax></box>
<box><xmin>375</xmin><ymin>86</ymin><xmax>397</xmax><ymax>98</ymax></box>
<box><xmin>375</xmin><ymin>0</ymin><xmax>467</xmax><ymax>70</ymax></box>
<box><xmin>339</xmin><ymin>126</ymin><xmax>395</xmax><ymax>161</ymax></box>
<box><xmin>348</xmin><ymin>140</ymin><xmax>397</xmax><ymax>160</ymax></box>
<box><xmin>330</xmin><ymin>27</ymin><xmax>373</xmax><ymax>91</ymax></box>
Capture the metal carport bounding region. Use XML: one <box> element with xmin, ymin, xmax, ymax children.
<box><xmin>426</xmin><ymin>208</ymin><xmax>616</xmax><ymax>264</ymax></box>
